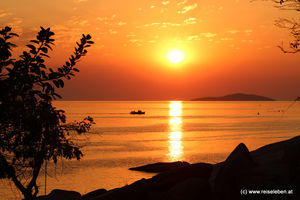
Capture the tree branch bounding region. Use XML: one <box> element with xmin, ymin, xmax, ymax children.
<box><xmin>0</xmin><ymin>152</ymin><xmax>27</xmax><ymax>196</ymax></box>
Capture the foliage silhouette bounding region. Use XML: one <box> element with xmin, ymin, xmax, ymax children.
<box><xmin>264</xmin><ymin>0</ymin><xmax>300</xmax><ymax>53</ymax></box>
<box><xmin>0</xmin><ymin>26</ymin><xmax>94</xmax><ymax>200</ymax></box>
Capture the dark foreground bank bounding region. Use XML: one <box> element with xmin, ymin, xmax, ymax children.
<box><xmin>37</xmin><ymin>136</ymin><xmax>300</xmax><ymax>200</ymax></box>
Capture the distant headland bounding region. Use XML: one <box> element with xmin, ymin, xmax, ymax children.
<box><xmin>192</xmin><ymin>93</ymin><xmax>275</xmax><ymax>101</ymax></box>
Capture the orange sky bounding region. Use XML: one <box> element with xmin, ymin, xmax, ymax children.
<box><xmin>1</xmin><ymin>0</ymin><xmax>299</xmax><ymax>100</ymax></box>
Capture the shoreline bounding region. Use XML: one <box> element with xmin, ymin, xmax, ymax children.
<box><xmin>37</xmin><ymin>135</ymin><xmax>300</xmax><ymax>200</ymax></box>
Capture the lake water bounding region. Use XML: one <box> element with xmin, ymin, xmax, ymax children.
<box><xmin>1</xmin><ymin>101</ymin><xmax>300</xmax><ymax>199</ymax></box>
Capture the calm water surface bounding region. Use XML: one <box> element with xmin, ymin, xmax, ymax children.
<box><xmin>2</xmin><ymin>101</ymin><xmax>300</xmax><ymax>199</ymax></box>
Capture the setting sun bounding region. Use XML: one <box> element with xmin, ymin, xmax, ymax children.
<box><xmin>167</xmin><ymin>50</ymin><xmax>185</xmax><ymax>64</ymax></box>
<box><xmin>2</xmin><ymin>0</ymin><xmax>300</xmax><ymax>198</ymax></box>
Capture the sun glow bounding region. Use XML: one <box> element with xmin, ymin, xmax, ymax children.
<box><xmin>167</xmin><ymin>50</ymin><xmax>185</xmax><ymax>64</ymax></box>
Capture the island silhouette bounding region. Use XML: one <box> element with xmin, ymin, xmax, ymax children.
<box><xmin>192</xmin><ymin>93</ymin><xmax>275</xmax><ymax>101</ymax></box>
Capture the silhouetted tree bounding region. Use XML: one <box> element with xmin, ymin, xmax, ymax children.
<box><xmin>267</xmin><ymin>0</ymin><xmax>300</xmax><ymax>53</ymax></box>
<box><xmin>0</xmin><ymin>26</ymin><xmax>94</xmax><ymax>200</ymax></box>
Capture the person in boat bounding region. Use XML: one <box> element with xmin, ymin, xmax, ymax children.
<box><xmin>130</xmin><ymin>110</ymin><xmax>145</xmax><ymax>114</ymax></box>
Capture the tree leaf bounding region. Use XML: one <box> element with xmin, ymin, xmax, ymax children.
<box><xmin>40</xmin><ymin>53</ymin><xmax>49</xmax><ymax>58</ymax></box>
<box><xmin>45</xmin><ymin>43</ymin><xmax>53</xmax><ymax>50</ymax></box>
<box><xmin>53</xmin><ymin>80</ymin><xmax>59</xmax><ymax>88</ymax></box>
<box><xmin>26</xmin><ymin>44</ymin><xmax>36</xmax><ymax>51</ymax></box>
<box><xmin>30</xmin><ymin>40</ymin><xmax>39</xmax><ymax>44</ymax></box>
<box><xmin>9</xmin><ymin>33</ymin><xmax>19</xmax><ymax>37</ymax></box>
<box><xmin>86</xmin><ymin>34</ymin><xmax>91</xmax><ymax>40</ymax></box>
<box><xmin>58</xmin><ymin>79</ymin><xmax>64</xmax><ymax>88</ymax></box>
<box><xmin>41</xmin><ymin>47</ymin><xmax>48</xmax><ymax>53</ymax></box>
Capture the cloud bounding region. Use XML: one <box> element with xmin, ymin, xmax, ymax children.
<box><xmin>200</xmin><ymin>32</ymin><xmax>217</xmax><ymax>38</ymax></box>
<box><xmin>68</xmin><ymin>16</ymin><xmax>90</xmax><ymax>26</ymax></box>
<box><xmin>220</xmin><ymin>38</ymin><xmax>233</xmax><ymax>41</ymax></box>
<box><xmin>97</xmin><ymin>17</ymin><xmax>111</xmax><ymax>25</ymax></box>
<box><xmin>5</xmin><ymin>17</ymin><xmax>24</xmax><ymax>36</ymax></box>
<box><xmin>161</xmin><ymin>22</ymin><xmax>181</xmax><ymax>27</ymax></box>
<box><xmin>141</xmin><ymin>22</ymin><xmax>160</xmax><ymax>27</ymax></box>
<box><xmin>126</xmin><ymin>34</ymin><xmax>136</xmax><ymax>37</ymax></box>
<box><xmin>97</xmin><ymin>15</ymin><xmax>115</xmax><ymax>21</ymax></box>
<box><xmin>178</xmin><ymin>3</ymin><xmax>198</xmax><ymax>14</ymax></box>
<box><xmin>97</xmin><ymin>17</ymin><xmax>105</xmax><ymax>21</ymax></box>
<box><xmin>137</xmin><ymin>22</ymin><xmax>181</xmax><ymax>28</ymax></box>
<box><xmin>109</xmin><ymin>29</ymin><xmax>118</xmax><ymax>34</ymax></box>
<box><xmin>129</xmin><ymin>39</ymin><xmax>139</xmax><ymax>43</ymax></box>
<box><xmin>50</xmin><ymin>24</ymin><xmax>83</xmax><ymax>47</ymax></box>
<box><xmin>97</xmin><ymin>15</ymin><xmax>126</xmax><ymax>27</ymax></box>
<box><xmin>95</xmin><ymin>44</ymin><xmax>105</xmax><ymax>49</ymax></box>
<box><xmin>184</xmin><ymin>18</ymin><xmax>197</xmax><ymax>25</ymax></box>
<box><xmin>0</xmin><ymin>12</ymin><xmax>7</xmax><ymax>18</ymax></box>
<box><xmin>11</xmin><ymin>17</ymin><xmax>23</xmax><ymax>25</ymax></box>
<box><xmin>0</xmin><ymin>10</ymin><xmax>12</xmax><ymax>20</ymax></box>
<box><xmin>177</xmin><ymin>0</ymin><xmax>187</xmax><ymax>6</ymax></box>
<box><xmin>74</xmin><ymin>0</ymin><xmax>88</xmax><ymax>3</ymax></box>
<box><xmin>117</xmin><ymin>21</ymin><xmax>127</xmax><ymax>26</ymax></box>
<box><xmin>79</xmin><ymin>20</ymin><xmax>89</xmax><ymax>26</ymax></box>
<box><xmin>227</xmin><ymin>30</ymin><xmax>239</xmax><ymax>34</ymax></box>
<box><xmin>162</xmin><ymin>1</ymin><xmax>170</xmax><ymax>5</ymax></box>
<box><xmin>187</xmin><ymin>35</ymin><xmax>200</xmax><ymax>40</ymax></box>
<box><xmin>148</xmin><ymin>40</ymin><xmax>156</xmax><ymax>43</ymax></box>
<box><xmin>241</xmin><ymin>39</ymin><xmax>253</xmax><ymax>43</ymax></box>
<box><xmin>226</xmin><ymin>29</ymin><xmax>252</xmax><ymax>35</ymax></box>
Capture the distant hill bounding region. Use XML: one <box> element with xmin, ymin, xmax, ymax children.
<box><xmin>192</xmin><ymin>93</ymin><xmax>275</xmax><ymax>101</ymax></box>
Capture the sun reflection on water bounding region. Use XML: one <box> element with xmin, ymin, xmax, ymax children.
<box><xmin>168</xmin><ymin>101</ymin><xmax>183</xmax><ymax>161</ymax></box>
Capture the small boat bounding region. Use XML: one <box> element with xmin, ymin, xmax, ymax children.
<box><xmin>130</xmin><ymin>110</ymin><xmax>145</xmax><ymax>115</ymax></box>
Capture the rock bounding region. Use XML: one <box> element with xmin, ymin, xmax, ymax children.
<box><xmin>146</xmin><ymin>178</ymin><xmax>211</xmax><ymax>200</ymax></box>
<box><xmin>36</xmin><ymin>189</ymin><xmax>81</xmax><ymax>200</ymax></box>
<box><xmin>227</xmin><ymin>143</ymin><xmax>253</xmax><ymax>163</ymax></box>
<box><xmin>211</xmin><ymin>137</ymin><xmax>300</xmax><ymax>200</ymax></box>
<box><xmin>89</xmin><ymin>179</ymin><xmax>147</xmax><ymax>200</ymax></box>
<box><xmin>251</xmin><ymin>136</ymin><xmax>300</xmax><ymax>166</ymax></box>
<box><xmin>241</xmin><ymin>136</ymin><xmax>300</xmax><ymax>188</ymax></box>
<box><xmin>243</xmin><ymin>136</ymin><xmax>300</xmax><ymax>199</ymax></box>
<box><xmin>145</xmin><ymin>163</ymin><xmax>213</xmax><ymax>190</ymax></box>
<box><xmin>166</xmin><ymin>177</ymin><xmax>212</xmax><ymax>200</ymax></box>
<box><xmin>91</xmin><ymin>163</ymin><xmax>213</xmax><ymax>200</ymax></box>
<box><xmin>82</xmin><ymin>189</ymin><xmax>107</xmax><ymax>200</ymax></box>
<box><xmin>129</xmin><ymin>161</ymin><xmax>190</xmax><ymax>173</ymax></box>
<box><xmin>213</xmin><ymin>143</ymin><xmax>256</xmax><ymax>200</ymax></box>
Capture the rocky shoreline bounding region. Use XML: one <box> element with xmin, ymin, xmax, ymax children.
<box><xmin>38</xmin><ymin>136</ymin><xmax>300</xmax><ymax>200</ymax></box>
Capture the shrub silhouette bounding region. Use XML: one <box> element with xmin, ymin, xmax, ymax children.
<box><xmin>264</xmin><ymin>0</ymin><xmax>300</xmax><ymax>53</ymax></box>
<box><xmin>0</xmin><ymin>26</ymin><xmax>94</xmax><ymax>200</ymax></box>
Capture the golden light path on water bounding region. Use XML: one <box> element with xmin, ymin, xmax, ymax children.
<box><xmin>168</xmin><ymin>101</ymin><xmax>183</xmax><ymax>161</ymax></box>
